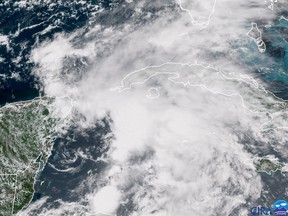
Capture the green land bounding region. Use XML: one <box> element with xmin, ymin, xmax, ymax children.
<box><xmin>255</xmin><ymin>158</ymin><xmax>283</xmax><ymax>175</ymax></box>
<box><xmin>0</xmin><ymin>97</ymin><xmax>57</xmax><ymax>215</ymax></box>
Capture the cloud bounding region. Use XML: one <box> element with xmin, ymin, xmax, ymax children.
<box><xmin>27</xmin><ymin>0</ymin><xmax>288</xmax><ymax>215</ymax></box>
<box><xmin>89</xmin><ymin>185</ymin><xmax>122</xmax><ymax>215</ymax></box>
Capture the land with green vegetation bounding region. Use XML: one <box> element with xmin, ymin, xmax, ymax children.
<box><xmin>254</xmin><ymin>158</ymin><xmax>283</xmax><ymax>175</ymax></box>
<box><xmin>0</xmin><ymin>97</ymin><xmax>57</xmax><ymax>215</ymax></box>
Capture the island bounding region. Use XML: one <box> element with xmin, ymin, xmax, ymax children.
<box><xmin>254</xmin><ymin>157</ymin><xmax>283</xmax><ymax>175</ymax></box>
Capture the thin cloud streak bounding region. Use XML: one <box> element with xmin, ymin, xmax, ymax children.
<box><xmin>26</xmin><ymin>0</ymin><xmax>287</xmax><ymax>215</ymax></box>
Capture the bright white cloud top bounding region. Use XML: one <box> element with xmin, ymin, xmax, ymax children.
<box><xmin>21</xmin><ymin>0</ymin><xmax>288</xmax><ymax>215</ymax></box>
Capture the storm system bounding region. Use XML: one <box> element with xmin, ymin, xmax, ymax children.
<box><xmin>10</xmin><ymin>0</ymin><xmax>288</xmax><ymax>215</ymax></box>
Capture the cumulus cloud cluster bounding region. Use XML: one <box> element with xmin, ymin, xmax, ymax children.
<box><xmin>24</xmin><ymin>0</ymin><xmax>288</xmax><ymax>215</ymax></box>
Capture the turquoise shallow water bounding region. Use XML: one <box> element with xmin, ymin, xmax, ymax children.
<box><xmin>2</xmin><ymin>2</ymin><xmax>288</xmax><ymax>214</ymax></box>
<box><xmin>263</xmin><ymin>18</ymin><xmax>288</xmax><ymax>98</ymax></box>
<box><xmin>238</xmin><ymin>16</ymin><xmax>288</xmax><ymax>99</ymax></box>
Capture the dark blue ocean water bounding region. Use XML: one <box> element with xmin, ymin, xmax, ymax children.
<box><xmin>245</xmin><ymin>16</ymin><xmax>288</xmax><ymax>99</ymax></box>
<box><xmin>0</xmin><ymin>0</ymin><xmax>120</xmax><ymax>107</ymax></box>
<box><xmin>1</xmin><ymin>1</ymin><xmax>288</xmax><ymax>214</ymax></box>
<box><xmin>30</xmin><ymin>117</ymin><xmax>112</xmax><ymax>214</ymax></box>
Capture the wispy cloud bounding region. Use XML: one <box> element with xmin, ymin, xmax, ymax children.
<box><xmin>26</xmin><ymin>0</ymin><xmax>287</xmax><ymax>215</ymax></box>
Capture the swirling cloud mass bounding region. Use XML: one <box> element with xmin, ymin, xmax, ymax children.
<box><xmin>20</xmin><ymin>0</ymin><xmax>288</xmax><ymax>215</ymax></box>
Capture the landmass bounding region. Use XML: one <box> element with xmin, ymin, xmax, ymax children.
<box><xmin>0</xmin><ymin>97</ymin><xmax>57</xmax><ymax>215</ymax></box>
<box><xmin>254</xmin><ymin>157</ymin><xmax>283</xmax><ymax>175</ymax></box>
<box><xmin>247</xmin><ymin>22</ymin><xmax>266</xmax><ymax>53</ymax></box>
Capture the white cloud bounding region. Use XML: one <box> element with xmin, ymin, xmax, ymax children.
<box><xmin>27</xmin><ymin>0</ymin><xmax>287</xmax><ymax>215</ymax></box>
<box><xmin>89</xmin><ymin>185</ymin><xmax>122</xmax><ymax>215</ymax></box>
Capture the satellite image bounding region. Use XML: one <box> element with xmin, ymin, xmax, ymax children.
<box><xmin>1</xmin><ymin>0</ymin><xmax>288</xmax><ymax>215</ymax></box>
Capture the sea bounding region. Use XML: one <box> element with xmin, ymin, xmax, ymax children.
<box><xmin>1</xmin><ymin>0</ymin><xmax>288</xmax><ymax>214</ymax></box>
